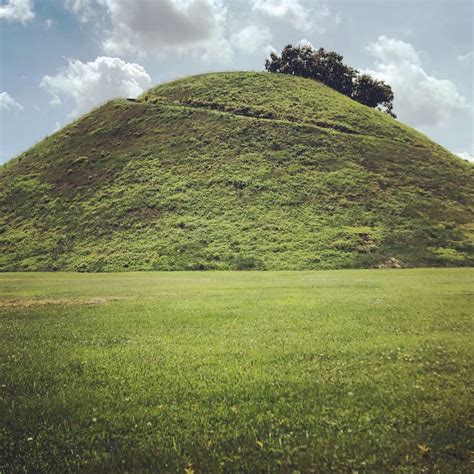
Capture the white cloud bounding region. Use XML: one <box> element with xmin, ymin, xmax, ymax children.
<box><xmin>0</xmin><ymin>0</ymin><xmax>34</xmax><ymax>23</ymax></box>
<box><xmin>297</xmin><ymin>38</ymin><xmax>314</xmax><ymax>48</ymax></box>
<box><xmin>65</xmin><ymin>0</ymin><xmax>95</xmax><ymax>22</ymax></box>
<box><xmin>84</xmin><ymin>0</ymin><xmax>232</xmax><ymax>63</ymax></box>
<box><xmin>457</xmin><ymin>51</ymin><xmax>473</xmax><ymax>64</ymax></box>
<box><xmin>230</xmin><ymin>25</ymin><xmax>272</xmax><ymax>54</ymax></box>
<box><xmin>263</xmin><ymin>44</ymin><xmax>277</xmax><ymax>57</ymax></box>
<box><xmin>251</xmin><ymin>0</ymin><xmax>310</xmax><ymax>31</ymax></box>
<box><xmin>0</xmin><ymin>91</ymin><xmax>24</xmax><ymax>111</ymax></box>
<box><xmin>45</xmin><ymin>18</ymin><xmax>54</xmax><ymax>28</ymax></box>
<box><xmin>251</xmin><ymin>0</ymin><xmax>338</xmax><ymax>33</ymax></box>
<box><xmin>367</xmin><ymin>35</ymin><xmax>420</xmax><ymax>65</ymax></box>
<box><xmin>200</xmin><ymin>36</ymin><xmax>234</xmax><ymax>65</ymax></box>
<box><xmin>40</xmin><ymin>56</ymin><xmax>152</xmax><ymax>118</ymax></box>
<box><xmin>365</xmin><ymin>36</ymin><xmax>467</xmax><ymax>127</ymax></box>
<box><xmin>455</xmin><ymin>152</ymin><xmax>474</xmax><ymax>163</ymax></box>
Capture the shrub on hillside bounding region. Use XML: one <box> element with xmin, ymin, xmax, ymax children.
<box><xmin>232</xmin><ymin>256</ymin><xmax>262</xmax><ymax>270</ymax></box>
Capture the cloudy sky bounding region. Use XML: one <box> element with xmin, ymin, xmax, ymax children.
<box><xmin>0</xmin><ymin>0</ymin><xmax>473</xmax><ymax>164</ymax></box>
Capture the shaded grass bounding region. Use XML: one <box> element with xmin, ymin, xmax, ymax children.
<box><xmin>1</xmin><ymin>268</ymin><xmax>473</xmax><ymax>472</ymax></box>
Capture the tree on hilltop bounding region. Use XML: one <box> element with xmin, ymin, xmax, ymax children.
<box><xmin>352</xmin><ymin>73</ymin><xmax>395</xmax><ymax>117</ymax></box>
<box><xmin>265</xmin><ymin>44</ymin><xmax>396</xmax><ymax>117</ymax></box>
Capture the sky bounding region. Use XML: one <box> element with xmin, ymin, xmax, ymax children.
<box><xmin>0</xmin><ymin>0</ymin><xmax>473</xmax><ymax>164</ymax></box>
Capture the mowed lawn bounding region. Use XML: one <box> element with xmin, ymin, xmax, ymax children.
<box><xmin>1</xmin><ymin>269</ymin><xmax>472</xmax><ymax>472</ymax></box>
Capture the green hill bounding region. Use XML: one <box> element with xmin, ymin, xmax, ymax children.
<box><xmin>1</xmin><ymin>72</ymin><xmax>473</xmax><ymax>271</ymax></box>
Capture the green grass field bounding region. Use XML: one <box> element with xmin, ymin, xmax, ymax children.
<box><xmin>1</xmin><ymin>269</ymin><xmax>473</xmax><ymax>472</ymax></box>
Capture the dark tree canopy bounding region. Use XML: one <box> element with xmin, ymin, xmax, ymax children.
<box><xmin>265</xmin><ymin>44</ymin><xmax>396</xmax><ymax>117</ymax></box>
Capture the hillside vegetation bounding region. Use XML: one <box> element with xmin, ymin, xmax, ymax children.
<box><xmin>1</xmin><ymin>72</ymin><xmax>473</xmax><ymax>271</ymax></box>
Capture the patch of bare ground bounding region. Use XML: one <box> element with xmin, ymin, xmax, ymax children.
<box><xmin>0</xmin><ymin>297</ymin><xmax>121</xmax><ymax>309</ymax></box>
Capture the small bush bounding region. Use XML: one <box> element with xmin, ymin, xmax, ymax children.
<box><xmin>232</xmin><ymin>256</ymin><xmax>261</xmax><ymax>270</ymax></box>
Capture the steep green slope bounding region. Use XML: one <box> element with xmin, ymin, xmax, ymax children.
<box><xmin>1</xmin><ymin>72</ymin><xmax>473</xmax><ymax>271</ymax></box>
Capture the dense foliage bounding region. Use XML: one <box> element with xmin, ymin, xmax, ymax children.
<box><xmin>1</xmin><ymin>72</ymin><xmax>472</xmax><ymax>271</ymax></box>
<box><xmin>266</xmin><ymin>45</ymin><xmax>395</xmax><ymax>116</ymax></box>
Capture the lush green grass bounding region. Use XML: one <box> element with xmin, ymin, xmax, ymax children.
<box><xmin>1</xmin><ymin>72</ymin><xmax>473</xmax><ymax>271</ymax></box>
<box><xmin>141</xmin><ymin>72</ymin><xmax>428</xmax><ymax>142</ymax></box>
<box><xmin>1</xmin><ymin>268</ymin><xmax>472</xmax><ymax>472</ymax></box>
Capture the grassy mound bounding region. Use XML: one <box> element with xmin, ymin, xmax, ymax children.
<box><xmin>1</xmin><ymin>72</ymin><xmax>473</xmax><ymax>271</ymax></box>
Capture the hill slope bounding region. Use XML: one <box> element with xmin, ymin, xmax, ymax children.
<box><xmin>1</xmin><ymin>72</ymin><xmax>473</xmax><ymax>271</ymax></box>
